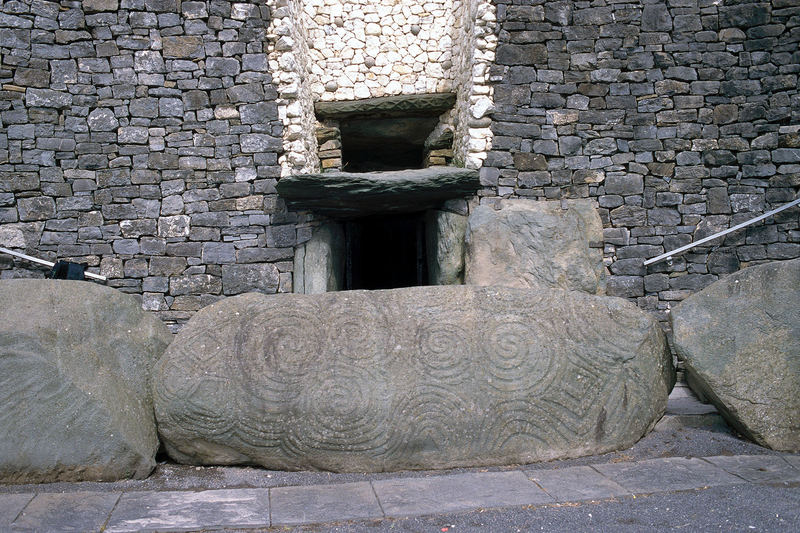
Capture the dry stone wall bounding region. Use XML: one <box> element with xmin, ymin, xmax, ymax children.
<box><xmin>0</xmin><ymin>0</ymin><xmax>294</xmax><ymax>331</ymax></box>
<box><xmin>483</xmin><ymin>0</ymin><xmax>800</xmax><ymax>325</ymax></box>
<box><xmin>0</xmin><ymin>0</ymin><xmax>798</xmax><ymax>332</ymax></box>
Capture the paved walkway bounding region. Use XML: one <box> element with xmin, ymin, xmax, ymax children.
<box><xmin>2</xmin><ymin>454</ymin><xmax>799</xmax><ymax>532</ymax></box>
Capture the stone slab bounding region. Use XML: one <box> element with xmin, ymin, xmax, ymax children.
<box><xmin>11</xmin><ymin>492</ymin><xmax>120</xmax><ymax>532</ymax></box>
<box><xmin>270</xmin><ymin>482</ymin><xmax>382</xmax><ymax>526</ymax></box>
<box><xmin>373</xmin><ymin>471</ymin><xmax>553</xmax><ymax>517</ymax></box>
<box><xmin>315</xmin><ymin>93</ymin><xmax>456</xmax><ymax>119</ymax></box>
<box><xmin>671</xmin><ymin>259</ymin><xmax>800</xmax><ymax>452</ymax></box>
<box><xmin>154</xmin><ymin>286</ymin><xmax>672</xmax><ymax>472</ymax></box>
<box><xmin>784</xmin><ymin>455</ymin><xmax>800</xmax><ymax>470</ymax></box>
<box><xmin>465</xmin><ymin>199</ymin><xmax>607</xmax><ymax>294</ymax></box>
<box><xmin>703</xmin><ymin>455</ymin><xmax>800</xmax><ymax>484</ymax></box>
<box><xmin>0</xmin><ymin>280</ymin><xmax>172</xmax><ymax>483</ymax></box>
<box><xmin>593</xmin><ymin>457</ymin><xmax>743</xmax><ymax>493</ymax></box>
<box><xmin>275</xmin><ymin>167</ymin><xmax>480</xmax><ymax>217</ymax></box>
<box><xmin>0</xmin><ymin>494</ymin><xmax>34</xmax><ymax>528</ymax></box>
<box><xmin>105</xmin><ymin>489</ymin><xmax>269</xmax><ymax>532</ymax></box>
<box><xmin>526</xmin><ymin>466</ymin><xmax>630</xmax><ymax>502</ymax></box>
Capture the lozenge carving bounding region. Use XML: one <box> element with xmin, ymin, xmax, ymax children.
<box><xmin>154</xmin><ymin>285</ymin><xmax>673</xmax><ymax>471</ymax></box>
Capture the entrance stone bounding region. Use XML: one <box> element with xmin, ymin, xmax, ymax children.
<box><xmin>154</xmin><ymin>285</ymin><xmax>673</xmax><ymax>472</ymax></box>
<box><xmin>671</xmin><ymin>259</ymin><xmax>800</xmax><ymax>452</ymax></box>
<box><xmin>0</xmin><ymin>280</ymin><xmax>172</xmax><ymax>482</ymax></box>
<box><xmin>465</xmin><ymin>199</ymin><xmax>607</xmax><ymax>294</ymax></box>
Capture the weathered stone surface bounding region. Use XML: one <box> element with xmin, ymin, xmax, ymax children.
<box><xmin>276</xmin><ymin>167</ymin><xmax>480</xmax><ymax>217</ymax></box>
<box><xmin>465</xmin><ymin>199</ymin><xmax>607</xmax><ymax>294</ymax></box>
<box><xmin>426</xmin><ymin>210</ymin><xmax>467</xmax><ymax>285</ymax></box>
<box><xmin>154</xmin><ymin>286</ymin><xmax>673</xmax><ymax>472</ymax></box>
<box><xmin>293</xmin><ymin>223</ymin><xmax>345</xmax><ymax>294</ymax></box>
<box><xmin>315</xmin><ymin>93</ymin><xmax>456</xmax><ymax>120</ymax></box>
<box><xmin>671</xmin><ymin>259</ymin><xmax>800</xmax><ymax>452</ymax></box>
<box><xmin>0</xmin><ymin>280</ymin><xmax>172</xmax><ymax>483</ymax></box>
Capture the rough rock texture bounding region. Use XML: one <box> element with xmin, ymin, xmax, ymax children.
<box><xmin>154</xmin><ymin>285</ymin><xmax>673</xmax><ymax>472</ymax></box>
<box><xmin>293</xmin><ymin>223</ymin><xmax>345</xmax><ymax>294</ymax></box>
<box><xmin>314</xmin><ymin>93</ymin><xmax>457</xmax><ymax>119</ymax></box>
<box><xmin>276</xmin><ymin>167</ymin><xmax>480</xmax><ymax>217</ymax></box>
<box><xmin>465</xmin><ymin>199</ymin><xmax>607</xmax><ymax>294</ymax></box>
<box><xmin>671</xmin><ymin>259</ymin><xmax>800</xmax><ymax>452</ymax></box>
<box><xmin>426</xmin><ymin>209</ymin><xmax>468</xmax><ymax>285</ymax></box>
<box><xmin>0</xmin><ymin>280</ymin><xmax>173</xmax><ymax>483</ymax></box>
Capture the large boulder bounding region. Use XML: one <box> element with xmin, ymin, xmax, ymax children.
<box><xmin>465</xmin><ymin>199</ymin><xmax>607</xmax><ymax>294</ymax></box>
<box><xmin>671</xmin><ymin>259</ymin><xmax>800</xmax><ymax>452</ymax></box>
<box><xmin>154</xmin><ymin>285</ymin><xmax>673</xmax><ymax>472</ymax></box>
<box><xmin>0</xmin><ymin>280</ymin><xmax>173</xmax><ymax>483</ymax></box>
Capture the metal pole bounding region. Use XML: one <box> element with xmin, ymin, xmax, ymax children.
<box><xmin>0</xmin><ymin>246</ymin><xmax>107</xmax><ymax>281</ymax></box>
<box><xmin>643</xmin><ymin>197</ymin><xmax>800</xmax><ymax>266</ymax></box>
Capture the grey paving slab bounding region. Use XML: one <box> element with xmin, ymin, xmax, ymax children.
<box><xmin>784</xmin><ymin>455</ymin><xmax>800</xmax><ymax>469</ymax></box>
<box><xmin>270</xmin><ymin>481</ymin><xmax>382</xmax><ymax>526</ymax></box>
<box><xmin>373</xmin><ymin>470</ymin><xmax>554</xmax><ymax>517</ymax></box>
<box><xmin>704</xmin><ymin>455</ymin><xmax>800</xmax><ymax>483</ymax></box>
<box><xmin>526</xmin><ymin>465</ymin><xmax>630</xmax><ymax>502</ymax></box>
<box><xmin>10</xmin><ymin>491</ymin><xmax>120</xmax><ymax>532</ymax></box>
<box><xmin>105</xmin><ymin>488</ymin><xmax>269</xmax><ymax>532</ymax></box>
<box><xmin>592</xmin><ymin>457</ymin><xmax>743</xmax><ymax>494</ymax></box>
<box><xmin>0</xmin><ymin>494</ymin><xmax>34</xmax><ymax>528</ymax></box>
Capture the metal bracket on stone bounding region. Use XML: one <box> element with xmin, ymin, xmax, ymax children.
<box><xmin>0</xmin><ymin>246</ymin><xmax>106</xmax><ymax>281</ymax></box>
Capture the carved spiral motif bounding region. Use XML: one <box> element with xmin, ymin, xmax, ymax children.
<box><xmin>323</xmin><ymin>296</ymin><xmax>391</xmax><ymax>364</ymax></box>
<box><xmin>238</xmin><ymin>303</ymin><xmax>321</xmax><ymax>382</ymax></box>
<box><xmin>287</xmin><ymin>365</ymin><xmax>390</xmax><ymax>457</ymax></box>
<box><xmin>483</xmin><ymin>318</ymin><xmax>554</xmax><ymax>393</ymax></box>
<box><xmin>414</xmin><ymin>322</ymin><xmax>472</xmax><ymax>380</ymax></box>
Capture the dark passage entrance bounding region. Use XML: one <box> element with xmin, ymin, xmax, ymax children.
<box><xmin>344</xmin><ymin>213</ymin><xmax>428</xmax><ymax>290</ymax></box>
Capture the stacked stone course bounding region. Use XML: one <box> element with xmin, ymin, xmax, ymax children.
<box><xmin>0</xmin><ymin>0</ymin><xmax>798</xmax><ymax>332</ymax></box>
<box><xmin>0</xmin><ymin>0</ymin><xmax>293</xmax><ymax>331</ymax></box>
<box><xmin>484</xmin><ymin>0</ymin><xmax>800</xmax><ymax>325</ymax></box>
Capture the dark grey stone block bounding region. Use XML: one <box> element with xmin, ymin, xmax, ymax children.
<box><xmin>375</xmin><ymin>471</ymin><xmax>553</xmax><ymax>517</ymax></box>
<box><xmin>277</xmin><ymin>167</ymin><xmax>479</xmax><ymax>217</ymax></box>
<box><xmin>594</xmin><ymin>458</ymin><xmax>743</xmax><ymax>493</ymax></box>
<box><xmin>10</xmin><ymin>492</ymin><xmax>120</xmax><ymax>532</ymax></box>
<box><xmin>271</xmin><ymin>482</ymin><xmax>381</xmax><ymax>526</ymax></box>
<box><xmin>106</xmin><ymin>489</ymin><xmax>269</xmax><ymax>532</ymax></box>
<box><xmin>527</xmin><ymin>466</ymin><xmax>630</xmax><ymax>502</ymax></box>
<box><xmin>704</xmin><ymin>456</ymin><xmax>800</xmax><ymax>484</ymax></box>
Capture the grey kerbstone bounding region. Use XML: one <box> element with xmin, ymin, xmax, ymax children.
<box><xmin>704</xmin><ymin>456</ymin><xmax>800</xmax><ymax>484</ymax></box>
<box><xmin>105</xmin><ymin>489</ymin><xmax>270</xmax><ymax>533</ymax></box>
<box><xmin>593</xmin><ymin>457</ymin><xmax>742</xmax><ymax>494</ymax></box>
<box><xmin>0</xmin><ymin>494</ymin><xmax>33</xmax><ymax>528</ymax></box>
<box><xmin>374</xmin><ymin>471</ymin><xmax>553</xmax><ymax>517</ymax></box>
<box><xmin>276</xmin><ymin>167</ymin><xmax>480</xmax><ymax>217</ymax></box>
<box><xmin>0</xmin><ymin>280</ymin><xmax>171</xmax><ymax>483</ymax></box>
<box><xmin>154</xmin><ymin>285</ymin><xmax>672</xmax><ymax>472</ymax></box>
<box><xmin>671</xmin><ymin>259</ymin><xmax>800</xmax><ymax>452</ymax></box>
<box><xmin>526</xmin><ymin>466</ymin><xmax>629</xmax><ymax>502</ymax></box>
<box><xmin>271</xmin><ymin>482</ymin><xmax>382</xmax><ymax>526</ymax></box>
<box><xmin>465</xmin><ymin>199</ymin><xmax>607</xmax><ymax>294</ymax></box>
<box><xmin>9</xmin><ymin>492</ymin><xmax>120</xmax><ymax>532</ymax></box>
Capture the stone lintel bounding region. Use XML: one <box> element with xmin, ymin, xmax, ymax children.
<box><xmin>276</xmin><ymin>167</ymin><xmax>479</xmax><ymax>217</ymax></box>
<box><xmin>314</xmin><ymin>93</ymin><xmax>457</xmax><ymax>120</ymax></box>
